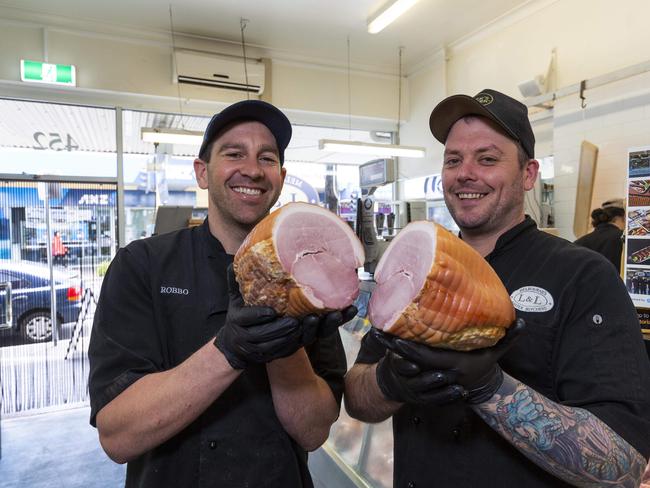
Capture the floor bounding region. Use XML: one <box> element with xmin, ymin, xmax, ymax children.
<box><xmin>2</xmin><ymin>405</ymin><xmax>650</xmax><ymax>487</ymax></box>
<box><xmin>0</xmin><ymin>406</ymin><xmax>126</xmax><ymax>488</ymax></box>
<box><xmin>0</xmin><ymin>406</ymin><xmax>339</xmax><ymax>488</ymax></box>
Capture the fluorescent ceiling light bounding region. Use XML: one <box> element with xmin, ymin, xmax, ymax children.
<box><xmin>141</xmin><ymin>128</ymin><xmax>204</xmax><ymax>145</ymax></box>
<box><xmin>368</xmin><ymin>0</ymin><xmax>420</xmax><ymax>34</ymax></box>
<box><xmin>319</xmin><ymin>139</ymin><xmax>425</xmax><ymax>158</ymax></box>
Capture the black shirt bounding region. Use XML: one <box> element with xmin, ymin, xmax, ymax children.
<box><xmin>574</xmin><ymin>222</ymin><xmax>623</xmax><ymax>272</ymax></box>
<box><xmin>88</xmin><ymin>220</ymin><xmax>347</xmax><ymax>488</ymax></box>
<box><xmin>356</xmin><ymin>216</ymin><xmax>650</xmax><ymax>488</ymax></box>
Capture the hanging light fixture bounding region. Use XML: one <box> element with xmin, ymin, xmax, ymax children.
<box><xmin>318</xmin><ymin>37</ymin><xmax>425</xmax><ymax>160</ymax></box>
<box><xmin>367</xmin><ymin>0</ymin><xmax>420</xmax><ymax>34</ymax></box>
<box><xmin>141</xmin><ymin>128</ymin><xmax>203</xmax><ymax>145</ymax></box>
<box><xmin>319</xmin><ymin>139</ymin><xmax>425</xmax><ymax>158</ymax></box>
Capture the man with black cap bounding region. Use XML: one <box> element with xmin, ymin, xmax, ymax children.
<box><xmin>345</xmin><ymin>89</ymin><xmax>650</xmax><ymax>486</ymax></box>
<box><xmin>88</xmin><ymin>100</ymin><xmax>354</xmax><ymax>487</ymax></box>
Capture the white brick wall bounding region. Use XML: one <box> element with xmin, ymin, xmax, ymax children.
<box><xmin>549</xmin><ymin>71</ymin><xmax>650</xmax><ymax>240</ymax></box>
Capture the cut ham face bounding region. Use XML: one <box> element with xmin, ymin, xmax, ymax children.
<box><xmin>368</xmin><ymin>221</ymin><xmax>515</xmax><ymax>351</ymax></box>
<box><xmin>234</xmin><ymin>202</ymin><xmax>365</xmax><ymax>317</ymax></box>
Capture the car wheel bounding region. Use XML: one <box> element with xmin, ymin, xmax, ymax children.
<box><xmin>20</xmin><ymin>311</ymin><xmax>57</xmax><ymax>343</ymax></box>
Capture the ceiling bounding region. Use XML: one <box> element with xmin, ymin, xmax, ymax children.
<box><xmin>0</xmin><ymin>0</ymin><xmax>532</xmax><ymax>73</ymax></box>
<box><xmin>0</xmin><ymin>0</ymin><xmax>536</xmax><ymax>167</ymax></box>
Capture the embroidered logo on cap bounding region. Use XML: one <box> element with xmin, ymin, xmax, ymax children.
<box><xmin>475</xmin><ymin>92</ymin><xmax>494</xmax><ymax>106</ymax></box>
<box><xmin>510</xmin><ymin>286</ymin><xmax>554</xmax><ymax>312</ymax></box>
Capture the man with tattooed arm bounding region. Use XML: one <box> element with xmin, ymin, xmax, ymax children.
<box><xmin>344</xmin><ymin>89</ymin><xmax>650</xmax><ymax>487</ymax></box>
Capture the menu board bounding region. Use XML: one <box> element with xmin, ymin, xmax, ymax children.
<box><xmin>625</xmin><ymin>146</ymin><xmax>650</xmax><ymax>308</ymax></box>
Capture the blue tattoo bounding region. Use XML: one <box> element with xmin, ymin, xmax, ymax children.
<box><xmin>474</xmin><ymin>375</ymin><xmax>646</xmax><ymax>487</ymax></box>
<box><xmin>504</xmin><ymin>389</ymin><xmax>564</xmax><ymax>450</ymax></box>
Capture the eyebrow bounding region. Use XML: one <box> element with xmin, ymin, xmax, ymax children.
<box><xmin>217</xmin><ymin>143</ymin><xmax>244</xmax><ymax>152</ymax></box>
<box><xmin>217</xmin><ymin>142</ymin><xmax>279</xmax><ymax>156</ymax></box>
<box><xmin>258</xmin><ymin>144</ymin><xmax>280</xmax><ymax>156</ymax></box>
<box><xmin>444</xmin><ymin>144</ymin><xmax>504</xmax><ymax>156</ymax></box>
<box><xmin>476</xmin><ymin>144</ymin><xmax>504</xmax><ymax>155</ymax></box>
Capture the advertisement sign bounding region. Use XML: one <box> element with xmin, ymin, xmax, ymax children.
<box><xmin>637</xmin><ymin>307</ymin><xmax>650</xmax><ymax>335</ymax></box>
<box><xmin>403</xmin><ymin>174</ymin><xmax>444</xmax><ymax>200</ymax></box>
<box><xmin>625</xmin><ymin>146</ymin><xmax>650</xmax><ymax>309</ymax></box>
<box><xmin>274</xmin><ymin>174</ymin><xmax>320</xmax><ymax>208</ymax></box>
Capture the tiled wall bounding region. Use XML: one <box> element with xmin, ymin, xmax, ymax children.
<box><xmin>551</xmin><ymin>71</ymin><xmax>650</xmax><ymax>240</ymax></box>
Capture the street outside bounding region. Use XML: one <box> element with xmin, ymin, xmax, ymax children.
<box><xmin>0</xmin><ymin>266</ymin><xmax>102</xmax><ymax>417</ymax></box>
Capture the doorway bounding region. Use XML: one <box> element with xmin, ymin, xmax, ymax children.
<box><xmin>0</xmin><ymin>179</ymin><xmax>117</xmax><ymax>415</ymax></box>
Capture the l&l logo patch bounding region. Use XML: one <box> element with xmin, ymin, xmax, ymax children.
<box><xmin>510</xmin><ymin>286</ymin><xmax>554</xmax><ymax>312</ymax></box>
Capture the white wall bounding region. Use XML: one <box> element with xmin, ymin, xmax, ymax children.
<box><xmin>552</xmin><ymin>73</ymin><xmax>650</xmax><ymax>240</ymax></box>
<box><xmin>397</xmin><ymin>58</ymin><xmax>446</xmax><ymax>177</ymax></box>
<box><xmin>400</xmin><ymin>0</ymin><xmax>650</xmax><ymax>239</ymax></box>
<box><xmin>0</xmin><ymin>18</ymin><xmax>402</xmax><ymax>127</ymax></box>
<box><xmin>445</xmin><ymin>0</ymin><xmax>650</xmax><ymax>97</ymax></box>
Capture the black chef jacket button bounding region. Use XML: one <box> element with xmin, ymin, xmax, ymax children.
<box><xmin>452</xmin><ymin>428</ymin><xmax>461</xmax><ymax>439</ymax></box>
<box><xmin>209</xmin><ymin>440</ymin><xmax>217</xmax><ymax>449</ymax></box>
<box><xmin>412</xmin><ymin>416</ymin><xmax>421</xmax><ymax>425</ymax></box>
<box><xmin>408</xmin><ymin>481</ymin><xmax>416</xmax><ymax>488</ymax></box>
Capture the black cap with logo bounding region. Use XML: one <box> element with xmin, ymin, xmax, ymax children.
<box><xmin>429</xmin><ymin>88</ymin><xmax>535</xmax><ymax>159</ymax></box>
<box><xmin>198</xmin><ymin>99</ymin><xmax>292</xmax><ymax>165</ymax></box>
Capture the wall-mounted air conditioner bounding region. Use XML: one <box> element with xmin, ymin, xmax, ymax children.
<box><xmin>173</xmin><ymin>49</ymin><xmax>265</xmax><ymax>95</ymax></box>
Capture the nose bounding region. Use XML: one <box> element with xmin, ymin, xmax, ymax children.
<box><xmin>237</xmin><ymin>154</ymin><xmax>265</xmax><ymax>179</ymax></box>
<box><xmin>454</xmin><ymin>161</ymin><xmax>478</xmax><ymax>182</ymax></box>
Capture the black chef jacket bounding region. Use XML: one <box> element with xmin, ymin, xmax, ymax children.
<box><xmin>356</xmin><ymin>216</ymin><xmax>650</xmax><ymax>488</ymax></box>
<box><xmin>88</xmin><ymin>219</ymin><xmax>347</xmax><ymax>488</ymax></box>
<box><xmin>574</xmin><ymin>222</ymin><xmax>623</xmax><ymax>272</ymax></box>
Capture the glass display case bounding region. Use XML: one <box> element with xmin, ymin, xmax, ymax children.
<box><xmin>311</xmin><ymin>281</ymin><xmax>395</xmax><ymax>488</ymax></box>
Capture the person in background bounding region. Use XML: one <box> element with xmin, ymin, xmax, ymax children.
<box><xmin>574</xmin><ymin>198</ymin><xmax>625</xmax><ymax>272</ymax></box>
<box><xmin>88</xmin><ymin>100</ymin><xmax>355</xmax><ymax>487</ymax></box>
<box><xmin>52</xmin><ymin>230</ymin><xmax>67</xmax><ymax>266</ymax></box>
<box><xmin>344</xmin><ymin>89</ymin><xmax>650</xmax><ymax>487</ymax></box>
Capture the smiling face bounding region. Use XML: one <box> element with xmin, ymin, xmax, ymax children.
<box><xmin>194</xmin><ymin>120</ymin><xmax>286</xmax><ymax>236</ymax></box>
<box><xmin>441</xmin><ymin>116</ymin><xmax>538</xmax><ymax>241</ymax></box>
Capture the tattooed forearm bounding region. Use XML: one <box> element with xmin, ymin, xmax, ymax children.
<box><xmin>473</xmin><ymin>373</ymin><xmax>646</xmax><ymax>487</ymax></box>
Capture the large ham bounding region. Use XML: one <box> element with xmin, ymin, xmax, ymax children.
<box><xmin>368</xmin><ymin>221</ymin><xmax>515</xmax><ymax>351</ymax></box>
<box><xmin>234</xmin><ymin>202</ymin><xmax>365</xmax><ymax>317</ymax></box>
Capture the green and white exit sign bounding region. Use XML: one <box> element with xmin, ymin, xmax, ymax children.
<box><xmin>20</xmin><ymin>60</ymin><xmax>76</xmax><ymax>86</ymax></box>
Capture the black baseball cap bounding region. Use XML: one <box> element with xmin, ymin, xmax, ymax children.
<box><xmin>429</xmin><ymin>88</ymin><xmax>535</xmax><ymax>159</ymax></box>
<box><xmin>198</xmin><ymin>99</ymin><xmax>292</xmax><ymax>164</ymax></box>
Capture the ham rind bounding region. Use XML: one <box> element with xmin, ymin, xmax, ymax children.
<box><xmin>368</xmin><ymin>221</ymin><xmax>515</xmax><ymax>351</ymax></box>
<box><xmin>234</xmin><ymin>202</ymin><xmax>365</xmax><ymax>317</ymax></box>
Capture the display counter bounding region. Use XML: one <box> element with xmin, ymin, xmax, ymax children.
<box><xmin>310</xmin><ymin>281</ymin><xmax>394</xmax><ymax>488</ymax></box>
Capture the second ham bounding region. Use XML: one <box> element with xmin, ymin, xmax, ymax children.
<box><xmin>368</xmin><ymin>221</ymin><xmax>515</xmax><ymax>351</ymax></box>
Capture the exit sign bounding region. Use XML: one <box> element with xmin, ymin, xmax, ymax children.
<box><xmin>20</xmin><ymin>60</ymin><xmax>76</xmax><ymax>86</ymax></box>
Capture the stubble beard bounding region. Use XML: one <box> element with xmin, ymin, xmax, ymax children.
<box><xmin>210</xmin><ymin>186</ymin><xmax>277</xmax><ymax>233</ymax></box>
<box><xmin>446</xmin><ymin>181</ymin><xmax>525</xmax><ymax>236</ymax></box>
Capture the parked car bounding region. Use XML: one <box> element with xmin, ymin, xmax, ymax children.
<box><xmin>0</xmin><ymin>260</ymin><xmax>83</xmax><ymax>343</ymax></box>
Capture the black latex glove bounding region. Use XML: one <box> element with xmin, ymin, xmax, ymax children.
<box><xmin>214</xmin><ymin>265</ymin><xmax>303</xmax><ymax>370</ymax></box>
<box><xmin>375</xmin><ymin>318</ymin><xmax>526</xmax><ymax>404</ymax></box>
<box><xmin>375</xmin><ymin>346</ymin><xmax>466</xmax><ymax>405</ymax></box>
<box><xmin>300</xmin><ymin>305</ymin><xmax>359</xmax><ymax>345</ymax></box>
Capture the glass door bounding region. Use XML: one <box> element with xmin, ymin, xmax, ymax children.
<box><xmin>0</xmin><ymin>180</ymin><xmax>117</xmax><ymax>415</ymax></box>
<box><xmin>0</xmin><ymin>98</ymin><xmax>118</xmax><ymax>418</ymax></box>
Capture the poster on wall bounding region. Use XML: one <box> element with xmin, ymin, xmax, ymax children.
<box><xmin>625</xmin><ymin>146</ymin><xmax>650</xmax><ymax>311</ymax></box>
